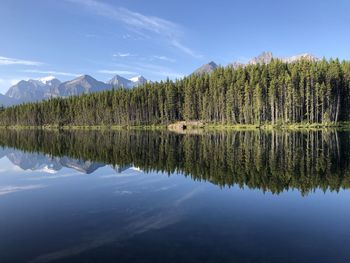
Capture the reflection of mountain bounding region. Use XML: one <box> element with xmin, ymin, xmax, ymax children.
<box><xmin>59</xmin><ymin>157</ymin><xmax>105</xmax><ymax>174</ymax></box>
<box><xmin>6</xmin><ymin>151</ymin><xmax>62</xmax><ymax>172</ymax></box>
<box><xmin>114</xmin><ymin>165</ymin><xmax>132</xmax><ymax>173</ymax></box>
<box><xmin>0</xmin><ymin>147</ymin><xmax>12</xmax><ymax>159</ymax></box>
<box><xmin>0</xmin><ymin>149</ymin><xmax>132</xmax><ymax>174</ymax></box>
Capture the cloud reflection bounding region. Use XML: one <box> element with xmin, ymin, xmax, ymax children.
<box><xmin>0</xmin><ymin>185</ymin><xmax>46</xmax><ymax>196</ymax></box>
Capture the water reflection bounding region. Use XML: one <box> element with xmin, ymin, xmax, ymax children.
<box><xmin>1</xmin><ymin>130</ymin><xmax>350</xmax><ymax>262</ymax></box>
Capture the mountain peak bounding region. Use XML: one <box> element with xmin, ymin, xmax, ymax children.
<box><xmin>108</xmin><ymin>75</ymin><xmax>133</xmax><ymax>88</ymax></box>
<box><xmin>193</xmin><ymin>61</ymin><xmax>218</xmax><ymax>75</ymax></box>
<box><xmin>58</xmin><ymin>75</ymin><xmax>109</xmax><ymax>97</ymax></box>
<box><xmin>208</xmin><ymin>61</ymin><xmax>217</xmax><ymax>67</ymax></box>
<box><xmin>78</xmin><ymin>74</ymin><xmax>94</xmax><ymax>80</ymax></box>
<box><xmin>249</xmin><ymin>51</ymin><xmax>274</xmax><ymax>65</ymax></box>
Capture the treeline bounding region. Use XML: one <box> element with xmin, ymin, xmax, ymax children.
<box><xmin>1</xmin><ymin>58</ymin><xmax>350</xmax><ymax>126</ymax></box>
<box><xmin>1</xmin><ymin>129</ymin><xmax>349</xmax><ymax>194</ymax></box>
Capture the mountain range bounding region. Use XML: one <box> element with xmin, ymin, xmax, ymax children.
<box><xmin>0</xmin><ymin>51</ymin><xmax>319</xmax><ymax>107</ymax></box>
<box><xmin>1</xmin><ymin>74</ymin><xmax>149</xmax><ymax>106</ymax></box>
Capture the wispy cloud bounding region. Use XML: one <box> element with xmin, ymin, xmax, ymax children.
<box><xmin>0</xmin><ymin>56</ymin><xmax>43</xmax><ymax>66</ymax></box>
<box><xmin>112</xmin><ymin>53</ymin><xmax>136</xmax><ymax>58</ymax></box>
<box><xmin>98</xmin><ymin>70</ymin><xmax>137</xmax><ymax>75</ymax></box>
<box><xmin>153</xmin><ymin>56</ymin><xmax>176</xmax><ymax>63</ymax></box>
<box><xmin>66</xmin><ymin>0</ymin><xmax>200</xmax><ymax>58</ymax></box>
<box><xmin>171</xmin><ymin>40</ymin><xmax>202</xmax><ymax>58</ymax></box>
<box><xmin>22</xmin><ymin>69</ymin><xmax>80</xmax><ymax>77</ymax></box>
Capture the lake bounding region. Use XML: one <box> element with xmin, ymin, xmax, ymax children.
<box><xmin>0</xmin><ymin>129</ymin><xmax>350</xmax><ymax>262</ymax></box>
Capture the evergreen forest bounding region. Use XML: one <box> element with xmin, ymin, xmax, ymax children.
<box><xmin>1</xmin><ymin>59</ymin><xmax>350</xmax><ymax>126</ymax></box>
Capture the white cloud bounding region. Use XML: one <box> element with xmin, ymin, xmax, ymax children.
<box><xmin>22</xmin><ymin>69</ymin><xmax>80</xmax><ymax>77</ymax></box>
<box><xmin>98</xmin><ymin>70</ymin><xmax>137</xmax><ymax>75</ymax></box>
<box><xmin>67</xmin><ymin>0</ymin><xmax>200</xmax><ymax>58</ymax></box>
<box><xmin>0</xmin><ymin>56</ymin><xmax>43</xmax><ymax>66</ymax></box>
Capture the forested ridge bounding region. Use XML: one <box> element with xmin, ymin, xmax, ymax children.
<box><xmin>1</xmin><ymin>58</ymin><xmax>350</xmax><ymax>126</ymax></box>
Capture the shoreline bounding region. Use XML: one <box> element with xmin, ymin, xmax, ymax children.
<box><xmin>0</xmin><ymin>121</ymin><xmax>349</xmax><ymax>132</ymax></box>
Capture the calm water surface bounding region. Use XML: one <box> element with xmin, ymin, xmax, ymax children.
<box><xmin>0</xmin><ymin>130</ymin><xmax>350</xmax><ymax>263</ymax></box>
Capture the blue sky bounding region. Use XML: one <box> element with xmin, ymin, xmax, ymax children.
<box><xmin>0</xmin><ymin>0</ymin><xmax>349</xmax><ymax>94</ymax></box>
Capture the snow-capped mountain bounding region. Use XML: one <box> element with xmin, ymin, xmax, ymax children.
<box><xmin>1</xmin><ymin>74</ymin><xmax>151</xmax><ymax>106</ymax></box>
<box><xmin>107</xmin><ymin>75</ymin><xmax>149</xmax><ymax>89</ymax></box>
<box><xmin>5</xmin><ymin>77</ymin><xmax>61</xmax><ymax>103</ymax></box>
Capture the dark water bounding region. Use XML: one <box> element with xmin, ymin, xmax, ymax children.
<box><xmin>0</xmin><ymin>129</ymin><xmax>350</xmax><ymax>263</ymax></box>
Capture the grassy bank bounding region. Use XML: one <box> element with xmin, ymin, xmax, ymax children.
<box><xmin>0</xmin><ymin>124</ymin><xmax>167</xmax><ymax>131</ymax></box>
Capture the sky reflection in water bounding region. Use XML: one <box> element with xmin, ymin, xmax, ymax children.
<box><xmin>0</xmin><ymin>131</ymin><xmax>350</xmax><ymax>263</ymax></box>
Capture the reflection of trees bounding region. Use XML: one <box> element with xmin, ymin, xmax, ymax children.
<box><xmin>0</xmin><ymin>129</ymin><xmax>348</xmax><ymax>195</ymax></box>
